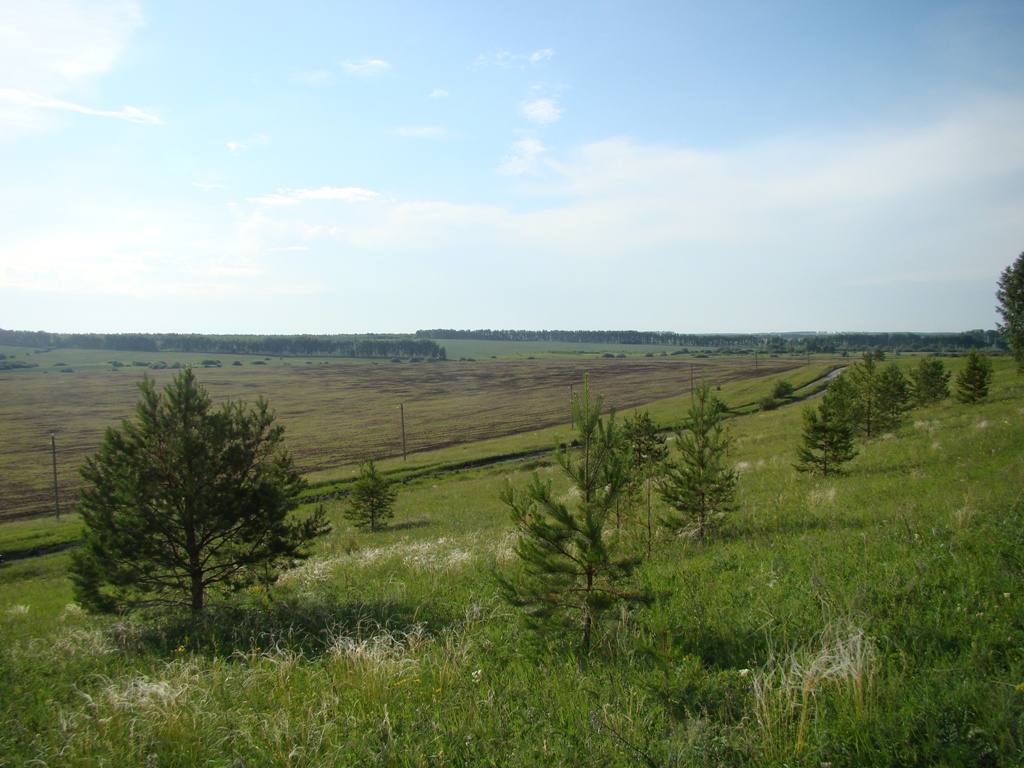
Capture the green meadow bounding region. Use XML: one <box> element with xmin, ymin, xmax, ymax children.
<box><xmin>2</xmin><ymin>353</ymin><xmax>1023</xmax><ymax>765</ymax></box>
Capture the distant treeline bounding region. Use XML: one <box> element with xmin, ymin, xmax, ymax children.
<box><xmin>0</xmin><ymin>329</ymin><xmax>446</xmax><ymax>360</ymax></box>
<box><xmin>416</xmin><ymin>328</ymin><xmax>1003</xmax><ymax>353</ymax></box>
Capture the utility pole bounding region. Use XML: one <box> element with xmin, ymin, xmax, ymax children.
<box><xmin>399</xmin><ymin>403</ymin><xmax>407</xmax><ymax>462</ymax></box>
<box><xmin>51</xmin><ymin>433</ymin><xmax>60</xmax><ymax>520</ymax></box>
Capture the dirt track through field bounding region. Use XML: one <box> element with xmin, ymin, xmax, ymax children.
<box><xmin>1</xmin><ymin>356</ymin><xmax>802</xmax><ymax>519</ymax></box>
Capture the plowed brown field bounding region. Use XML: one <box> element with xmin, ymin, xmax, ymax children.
<box><xmin>0</xmin><ymin>356</ymin><xmax>803</xmax><ymax>519</ymax></box>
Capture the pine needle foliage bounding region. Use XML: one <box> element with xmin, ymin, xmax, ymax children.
<box><xmin>794</xmin><ymin>385</ymin><xmax>858</xmax><ymax>476</ymax></box>
<box><xmin>996</xmin><ymin>251</ymin><xmax>1024</xmax><ymax>372</ymax></box>
<box><xmin>955</xmin><ymin>348</ymin><xmax>994</xmax><ymax>404</ymax></box>
<box><xmin>69</xmin><ymin>368</ymin><xmax>328</xmax><ymax>615</ymax></box>
<box><xmin>658</xmin><ymin>381</ymin><xmax>736</xmax><ymax>539</ymax></box>
<box><xmin>909</xmin><ymin>357</ymin><xmax>951</xmax><ymax>405</ymax></box>
<box><xmin>622</xmin><ymin>410</ymin><xmax>669</xmax><ymax>557</ymax></box>
<box><xmin>875</xmin><ymin>363</ymin><xmax>912</xmax><ymax>433</ymax></box>
<box><xmin>345</xmin><ymin>460</ymin><xmax>399</xmax><ymax>532</ymax></box>
<box><xmin>847</xmin><ymin>352</ymin><xmax>880</xmax><ymax>438</ymax></box>
<box><xmin>498</xmin><ymin>375</ymin><xmax>646</xmax><ymax>651</ymax></box>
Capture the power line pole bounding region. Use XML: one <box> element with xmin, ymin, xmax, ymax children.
<box><xmin>399</xmin><ymin>403</ymin><xmax>407</xmax><ymax>462</ymax></box>
<box><xmin>51</xmin><ymin>433</ymin><xmax>60</xmax><ymax>520</ymax></box>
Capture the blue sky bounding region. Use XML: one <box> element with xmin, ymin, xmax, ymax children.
<box><xmin>1</xmin><ymin>0</ymin><xmax>1022</xmax><ymax>335</ymax></box>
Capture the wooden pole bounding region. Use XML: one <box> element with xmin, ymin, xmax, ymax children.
<box><xmin>51</xmin><ymin>433</ymin><xmax>60</xmax><ymax>520</ymax></box>
<box><xmin>400</xmin><ymin>403</ymin><xmax>407</xmax><ymax>462</ymax></box>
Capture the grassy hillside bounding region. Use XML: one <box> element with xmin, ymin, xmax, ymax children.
<box><xmin>1</xmin><ymin>357</ymin><xmax>1021</xmax><ymax>765</ymax></box>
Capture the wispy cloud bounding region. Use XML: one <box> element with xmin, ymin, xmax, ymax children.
<box><xmin>227</xmin><ymin>133</ymin><xmax>270</xmax><ymax>154</ymax></box>
<box><xmin>0</xmin><ymin>0</ymin><xmax>145</xmax><ymax>136</ymax></box>
<box><xmin>6</xmin><ymin>95</ymin><xmax>1020</xmax><ymax>332</ymax></box>
<box><xmin>499</xmin><ymin>138</ymin><xmax>546</xmax><ymax>175</ymax></box>
<box><xmin>248</xmin><ymin>186</ymin><xmax>383</xmax><ymax>206</ymax></box>
<box><xmin>1</xmin><ymin>0</ymin><xmax>143</xmax><ymax>89</ymax></box>
<box><xmin>0</xmin><ymin>89</ymin><xmax>161</xmax><ymax>124</ymax></box>
<box><xmin>520</xmin><ymin>97</ymin><xmax>562</xmax><ymax>124</ymax></box>
<box><xmin>340</xmin><ymin>58</ymin><xmax>391</xmax><ymax>77</ymax></box>
<box><xmin>475</xmin><ymin>49</ymin><xmax>555</xmax><ymax>69</ymax></box>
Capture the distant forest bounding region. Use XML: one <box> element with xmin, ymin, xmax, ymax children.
<box><xmin>416</xmin><ymin>328</ymin><xmax>1003</xmax><ymax>353</ymax></box>
<box><xmin>0</xmin><ymin>329</ymin><xmax>446</xmax><ymax>360</ymax></box>
<box><xmin>0</xmin><ymin>327</ymin><xmax>1002</xmax><ymax>359</ymax></box>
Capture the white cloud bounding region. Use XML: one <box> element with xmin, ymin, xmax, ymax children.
<box><xmin>5</xmin><ymin>96</ymin><xmax>1021</xmax><ymax>332</ymax></box>
<box><xmin>475</xmin><ymin>49</ymin><xmax>555</xmax><ymax>69</ymax></box>
<box><xmin>340</xmin><ymin>58</ymin><xmax>391</xmax><ymax>77</ymax></box>
<box><xmin>237</xmin><ymin>98</ymin><xmax>1024</xmax><ymax>297</ymax></box>
<box><xmin>0</xmin><ymin>204</ymin><xmax>327</xmax><ymax>302</ymax></box>
<box><xmin>0</xmin><ymin>89</ymin><xmax>161</xmax><ymax>124</ymax></box>
<box><xmin>248</xmin><ymin>186</ymin><xmax>383</xmax><ymax>206</ymax></box>
<box><xmin>500</xmin><ymin>138</ymin><xmax>546</xmax><ymax>175</ymax></box>
<box><xmin>0</xmin><ymin>0</ymin><xmax>146</xmax><ymax>136</ymax></box>
<box><xmin>520</xmin><ymin>97</ymin><xmax>562</xmax><ymax>124</ymax></box>
<box><xmin>0</xmin><ymin>0</ymin><xmax>143</xmax><ymax>89</ymax></box>
<box><xmin>428</xmin><ymin>88</ymin><xmax>449</xmax><ymax>99</ymax></box>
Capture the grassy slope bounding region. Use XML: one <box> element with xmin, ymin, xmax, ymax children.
<box><xmin>1</xmin><ymin>357</ymin><xmax>1022</xmax><ymax>766</ymax></box>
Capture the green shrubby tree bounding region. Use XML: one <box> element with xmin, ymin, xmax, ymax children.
<box><xmin>70</xmin><ymin>368</ymin><xmax>328</xmax><ymax>615</ymax></box>
<box><xmin>345</xmin><ymin>460</ymin><xmax>399</xmax><ymax>532</ymax></box>
<box><xmin>772</xmin><ymin>380</ymin><xmax>795</xmax><ymax>400</ymax></box>
<box><xmin>498</xmin><ymin>376</ymin><xmax>645</xmax><ymax>650</ymax></box>
<box><xmin>996</xmin><ymin>251</ymin><xmax>1024</xmax><ymax>371</ymax></box>
<box><xmin>622</xmin><ymin>410</ymin><xmax>668</xmax><ymax>556</ymax></box>
<box><xmin>658</xmin><ymin>381</ymin><xmax>736</xmax><ymax>539</ymax></box>
<box><xmin>875</xmin><ymin>363</ymin><xmax>912</xmax><ymax>433</ymax></box>
<box><xmin>909</xmin><ymin>357</ymin><xmax>951</xmax><ymax>405</ymax></box>
<box><xmin>794</xmin><ymin>383</ymin><xmax>858</xmax><ymax>476</ymax></box>
<box><xmin>955</xmin><ymin>348</ymin><xmax>994</xmax><ymax>404</ymax></box>
<box><xmin>758</xmin><ymin>379</ymin><xmax>794</xmax><ymax>412</ymax></box>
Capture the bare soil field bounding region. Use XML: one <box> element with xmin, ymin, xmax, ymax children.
<box><xmin>0</xmin><ymin>356</ymin><xmax>804</xmax><ymax>519</ymax></box>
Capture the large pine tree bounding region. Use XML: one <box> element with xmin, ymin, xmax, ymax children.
<box><xmin>996</xmin><ymin>251</ymin><xmax>1024</xmax><ymax>372</ymax></box>
<box><xmin>70</xmin><ymin>368</ymin><xmax>328</xmax><ymax>614</ymax></box>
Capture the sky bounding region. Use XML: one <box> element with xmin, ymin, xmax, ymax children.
<box><xmin>1</xmin><ymin>0</ymin><xmax>1023</xmax><ymax>335</ymax></box>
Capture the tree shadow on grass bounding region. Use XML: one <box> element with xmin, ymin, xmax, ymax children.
<box><xmin>722</xmin><ymin>509</ymin><xmax>871</xmax><ymax>542</ymax></box>
<box><xmin>385</xmin><ymin>518</ymin><xmax>434</xmax><ymax>532</ymax></box>
<box><xmin>124</xmin><ymin>591</ymin><xmax>462</xmax><ymax>661</ymax></box>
